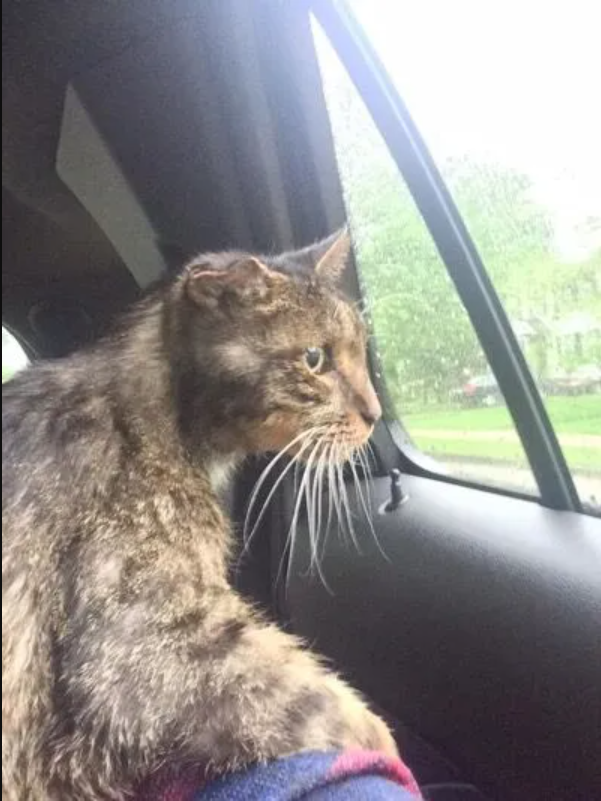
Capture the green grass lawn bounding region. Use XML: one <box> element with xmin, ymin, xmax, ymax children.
<box><xmin>402</xmin><ymin>394</ymin><xmax>601</xmax><ymax>472</ymax></box>
<box><xmin>409</xmin><ymin>434</ymin><xmax>598</xmax><ymax>471</ymax></box>
<box><xmin>404</xmin><ymin>395</ymin><xmax>601</xmax><ymax>436</ymax></box>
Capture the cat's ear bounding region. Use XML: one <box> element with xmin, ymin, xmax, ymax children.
<box><xmin>185</xmin><ymin>257</ymin><xmax>284</xmax><ymax>310</ymax></box>
<box><xmin>314</xmin><ymin>228</ymin><xmax>352</xmax><ymax>283</ymax></box>
<box><xmin>273</xmin><ymin>227</ymin><xmax>352</xmax><ymax>284</ymax></box>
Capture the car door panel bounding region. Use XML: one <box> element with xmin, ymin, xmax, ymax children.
<box><xmin>285</xmin><ymin>473</ymin><xmax>601</xmax><ymax>800</ymax></box>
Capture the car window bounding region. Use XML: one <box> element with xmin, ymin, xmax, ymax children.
<box><xmin>2</xmin><ymin>327</ymin><xmax>30</xmax><ymax>382</ymax></box>
<box><xmin>311</xmin><ymin>18</ymin><xmax>537</xmax><ymax>496</ymax></box>
<box><xmin>337</xmin><ymin>0</ymin><xmax>600</xmax><ymax>510</ymax></box>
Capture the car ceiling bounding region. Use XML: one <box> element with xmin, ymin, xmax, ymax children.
<box><xmin>3</xmin><ymin>0</ymin><xmax>345</xmax><ymax>355</ymax></box>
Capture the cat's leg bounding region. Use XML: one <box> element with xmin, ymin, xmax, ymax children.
<box><xmin>52</xmin><ymin>589</ymin><xmax>396</xmax><ymax>797</ymax></box>
<box><xmin>173</xmin><ymin>611</ymin><xmax>399</xmax><ymax>765</ymax></box>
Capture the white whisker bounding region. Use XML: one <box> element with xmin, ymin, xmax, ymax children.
<box><xmin>328</xmin><ymin>439</ymin><xmax>346</xmax><ymax>546</ymax></box>
<box><xmin>239</xmin><ymin>438</ymin><xmax>314</xmax><ymax>572</ymax></box>
<box><xmin>276</xmin><ymin>438</ymin><xmax>322</xmax><ymax>590</ymax></box>
<box><xmin>324</xmin><ymin>442</ymin><xmax>335</xmax><ymax>537</ymax></box>
<box><xmin>334</xmin><ymin>437</ymin><xmax>361</xmax><ymax>554</ymax></box>
<box><xmin>349</xmin><ymin>449</ymin><xmax>390</xmax><ymax>563</ymax></box>
<box><xmin>314</xmin><ymin>446</ymin><xmax>327</xmax><ymax>562</ymax></box>
<box><xmin>243</xmin><ymin>430</ymin><xmax>311</xmax><ymax>539</ymax></box>
<box><xmin>301</xmin><ymin>440</ymin><xmax>332</xmax><ymax>592</ymax></box>
<box><xmin>304</xmin><ymin>440</ymin><xmax>331</xmax><ymax>586</ymax></box>
<box><xmin>356</xmin><ymin>446</ymin><xmax>374</xmax><ymax>515</ymax></box>
<box><xmin>242</xmin><ymin>427</ymin><xmax>326</xmax><ymax>549</ymax></box>
<box><xmin>318</xmin><ymin>442</ymin><xmax>336</xmax><ymax>567</ymax></box>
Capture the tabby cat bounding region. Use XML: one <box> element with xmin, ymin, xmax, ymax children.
<box><xmin>2</xmin><ymin>230</ymin><xmax>395</xmax><ymax>800</ymax></box>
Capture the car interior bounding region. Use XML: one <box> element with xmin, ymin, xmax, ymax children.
<box><xmin>3</xmin><ymin>2</ymin><xmax>600</xmax><ymax>800</ymax></box>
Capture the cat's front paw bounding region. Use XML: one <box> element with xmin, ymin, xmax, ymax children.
<box><xmin>356</xmin><ymin>707</ymin><xmax>399</xmax><ymax>757</ymax></box>
<box><xmin>294</xmin><ymin>678</ymin><xmax>399</xmax><ymax>758</ymax></box>
<box><xmin>333</xmin><ymin>692</ymin><xmax>398</xmax><ymax>757</ymax></box>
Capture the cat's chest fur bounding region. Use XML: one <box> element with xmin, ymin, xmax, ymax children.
<box><xmin>207</xmin><ymin>455</ymin><xmax>238</xmax><ymax>496</ymax></box>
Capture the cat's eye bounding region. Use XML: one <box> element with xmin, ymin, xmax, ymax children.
<box><xmin>303</xmin><ymin>346</ymin><xmax>327</xmax><ymax>373</ymax></box>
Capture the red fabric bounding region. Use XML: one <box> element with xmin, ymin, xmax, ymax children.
<box><xmin>328</xmin><ymin>749</ymin><xmax>421</xmax><ymax>797</ymax></box>
<box><xmin>135</xmin><ymin>769</ymin><xmax>201</xmax><ymax>801</ymax></box>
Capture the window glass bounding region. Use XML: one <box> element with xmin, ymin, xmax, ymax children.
<box><xmin>339</xmin><ymin>0</ymin><xmax>600</xmax><ymax>509</ymax></box>
<box><xmin>311</xmin><ymin>18</ymin><xmax>537</xmax><ymax>495</ymax></box>
<box><xmin>2</xmin><ymin>328</ymin><xmax>30</xmax><ymax>382</ymax></box>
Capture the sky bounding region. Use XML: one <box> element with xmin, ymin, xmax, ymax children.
<box><xmin>330</xmin><ymin>0</ymin><xmax>601</xmax><ymax>262</ymax></box>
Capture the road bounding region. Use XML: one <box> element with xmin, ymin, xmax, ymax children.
<box><xmin>443</xmin><ymin>458</ymin><xmax>600</xmax><ymax>511</ymax></box>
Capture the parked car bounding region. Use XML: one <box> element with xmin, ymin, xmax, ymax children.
<box><xmin>450</xmin><ymin>372</ymin><xmax>502</xmax><ymax>407</ymax></box>
<box><xmin>544</xmin><ymin>365</ymin><xmax>601</xmax><ymax>396</ymax></box>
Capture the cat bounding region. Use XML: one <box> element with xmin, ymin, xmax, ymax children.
<box><xmin>2</xmin><ymin>230</ymin><xmax>395</xmax><ymax>800</ymax></box>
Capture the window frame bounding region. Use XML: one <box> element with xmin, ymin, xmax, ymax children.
<box><xmin>310</xmin><ymin>0</ymin><xmax>581</xmax><ymax>512</ymax></box>
<box><xmin>2</xmin><ymin>324</ymin><xmax>34</xmax><ymax>381</ymax></box>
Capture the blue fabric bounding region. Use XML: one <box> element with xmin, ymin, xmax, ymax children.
<box><xmin>196</xmin><ymin>751</ymin><xmax>416</xmax><ymax>800</ymax></box>
<box><xmin>306</xmin><ymin>776</ymin><xmax>417</xmax><ymax>800</ymax></box>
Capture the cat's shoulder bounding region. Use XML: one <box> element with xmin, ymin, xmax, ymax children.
<box><xmin>2</xmin><ymin>352</ymin><xmax>115</xmax><ymax>459</ymax></box>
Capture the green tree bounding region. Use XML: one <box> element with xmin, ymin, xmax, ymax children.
<box><xmin>318</xmin><ymin>34</ymin><xmax>601</xmax><ymax>410</ymax></box>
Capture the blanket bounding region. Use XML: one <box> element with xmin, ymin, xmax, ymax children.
<box><xmin>136</xmin><ymin>749</ymin><xmax>422</xmax><ymax>800</ymax></box>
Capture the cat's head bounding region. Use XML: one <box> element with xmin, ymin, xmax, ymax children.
<box><xmin>174</xmin><ymin>230</ymin><xmax>381</xmax><ymax>462</ymax></box>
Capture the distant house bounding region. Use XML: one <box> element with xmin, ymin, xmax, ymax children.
<box><xmin>518</xmin><ymin>312</ymin><xmax>600</xmax><ymax>378</ymax></box>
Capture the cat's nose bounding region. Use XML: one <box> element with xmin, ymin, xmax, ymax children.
<box><xmin>360</xmin><ymin>407</ymin><xmax>381</xmax><ymax>426</ymax></box>
<box><xmin>358</xmin><ymin>390</ymin><xmax>382</xmax><ymax>427</ymax></box>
